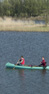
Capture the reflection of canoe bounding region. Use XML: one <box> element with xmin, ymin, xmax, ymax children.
<box><xmin>5</xmin><ymin>62</ymin><xmax>49</xmax><ymax>70</ymax></box>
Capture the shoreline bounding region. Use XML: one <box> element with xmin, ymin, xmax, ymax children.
<box><xmin>0</xmin><ymin>17</ymin><xmax>49</xmax><ymax>32</ymax></box>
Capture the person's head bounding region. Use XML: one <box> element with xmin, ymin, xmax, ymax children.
<box><xmin>21</xmin><ymin>56</ymin><xmax>23</xmax><ymax>59</ymax></box>
<box><xmin>42</xmin><ymin>57</ymin><xmax>44</xmax><ymax>60</ymax></box>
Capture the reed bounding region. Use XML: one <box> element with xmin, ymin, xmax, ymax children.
<box><xmin>0</xmin><ymin>17</ymin><xmax>49</xmax><ymax>32</ymax></box>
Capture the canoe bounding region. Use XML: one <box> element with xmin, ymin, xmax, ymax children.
<box><xmin>5</xmin><ymin>62</ymin><xmax>49</xmax><ymax>70</ymax></box>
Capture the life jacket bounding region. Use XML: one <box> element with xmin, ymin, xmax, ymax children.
<box><xmin>21</xmin><ymin>58</ymin><xmax>25</xmax><ymax>65</ymax></box>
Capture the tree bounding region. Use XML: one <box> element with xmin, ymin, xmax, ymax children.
<box><xmin>2</xmin><ymin>0</ymin><xmax>11</xmax><ymax>16</ymax></box>
<box><xmin>0</xmin><ymin>0</ymin><xmax>49</xmax><ymax>20</ymax></box>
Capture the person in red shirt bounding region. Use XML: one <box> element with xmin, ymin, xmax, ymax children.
<box><xmin>39</xmin><ymin>57</ymin><xmax>46</xmax><ymax>67</ymax></box>
<box><xmin>17</xmin><ymin>56</ymin><xmax>25</xmax><ymax>65</ymax></box>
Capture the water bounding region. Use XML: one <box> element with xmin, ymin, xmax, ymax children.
<box><xmin>34</xmin><ymin>20</ymin><xmax>45</xmax><ymax>24</ymax></box>
<box><xmin>0</xmin><ymin>31</ymin><xmax>49</xmax><ymax>94</ymax></box>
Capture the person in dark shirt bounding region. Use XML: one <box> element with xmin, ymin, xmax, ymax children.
<box><xmin>39</xmin><ymin>57</ymin><xmax>46</xmax><ymax>67</ymax></box>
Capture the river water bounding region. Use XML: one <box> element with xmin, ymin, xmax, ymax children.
<box><xmin>0</xmin><ymin>31</ymin><xmax>49</xmax><ymax>94</ymax></box>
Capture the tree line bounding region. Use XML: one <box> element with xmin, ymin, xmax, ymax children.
<box><xmin>0</xmin><ymin>0</ymin><xmax>49</xmax><ymax>18</ymax></box>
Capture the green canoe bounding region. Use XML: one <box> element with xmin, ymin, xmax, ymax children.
<box><xmin>5</xmin><ymin>62</ymin><xmax>49</xmax><ymax>70</ymax></box>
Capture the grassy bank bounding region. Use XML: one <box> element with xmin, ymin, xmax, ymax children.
<box><xmin>0</xmin><ymin>17</ymin><xmax>49</xmax><ymax>32</ymax></box>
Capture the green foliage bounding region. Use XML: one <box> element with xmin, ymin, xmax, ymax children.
<box><xmin>0</xmin><ymin>2</ymin><xmax>3</xmax><ymax>16</ymax></box>
<box><xmin>0</xmin><ymin>0</ymin><xmax>49</xmax><ymax>20</ymax></box>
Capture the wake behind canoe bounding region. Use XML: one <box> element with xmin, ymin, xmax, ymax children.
<box><xmin>5</xmin><ymin>62</ymin><xmax>49</xmax><ymax>70</ymax></box>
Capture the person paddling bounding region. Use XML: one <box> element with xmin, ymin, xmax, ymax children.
<box><xmin>17</xmin><ymin>56</ymin><xmax>25</xmax><ymax>66</ymax></box>
<box><xmin>39</xmin><ymin>57</ymin><xmax>46</xmax><ymax>67</ymax></box>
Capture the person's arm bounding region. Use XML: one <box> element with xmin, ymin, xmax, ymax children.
<box><xmin>20</xmin><ymin>59</ymin><xmax>23</xmax><ymax>63</ymax></box>
<box><xmin>40</xmin><ymin>60</ymin><xmax>43</xmax><ymax>64</ymax></box>
<box><xmin>17</xmin><ymin>59</ymin><xmax>21</xmax><ymax>64</ymax></box>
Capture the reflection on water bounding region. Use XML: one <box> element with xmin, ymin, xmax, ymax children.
<box><xmin>18</xmin><ymin>69</ymin><xmax>25</xmax><ymax>80</ymax></box>
<box><xmin>41</xmin><ymin>70</ymin><xmax>46</xmax><ymax>75</ymax></box>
